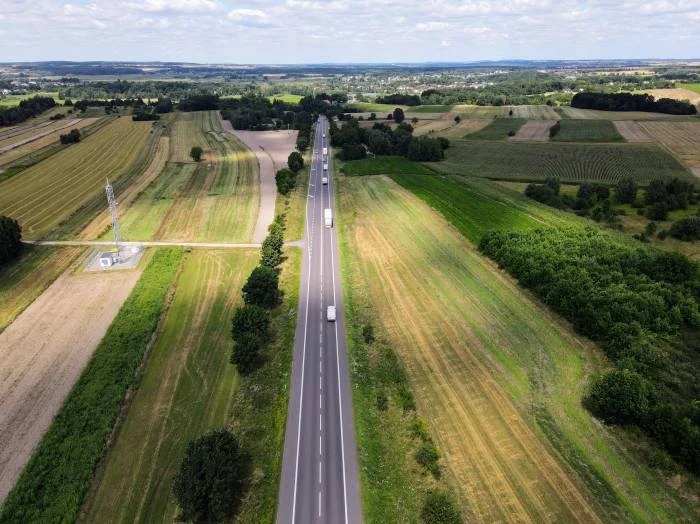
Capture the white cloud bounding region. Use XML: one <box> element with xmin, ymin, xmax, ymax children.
<box><xmin>415</xmin><ymin>21</ymin><xmax>449</xmax><ymax>31</ymax></box>
<box><xmin>134</xmin><ymin>0</ymin><xmax>220</xmax><ymax>12</ymax></box>
<box><xmin>228</xmin><ymin>8</ymin><xmax>268</xmax><ymax>21</ymax></box>
<box><xmin>92</xmin><ymin>19</ymin><xmax>107</xmax><ymax>29</ymax></box>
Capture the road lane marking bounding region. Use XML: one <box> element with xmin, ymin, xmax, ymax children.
<box><xmin>291</xmin><ymin>121</ymin><xmax>323</xmax><ymax>524</ymax></box>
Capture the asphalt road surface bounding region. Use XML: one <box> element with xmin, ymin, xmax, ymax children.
<box><xmin>277</xmin><ymin>117</ymin><xmax>362</xmax><ymax>523</ymax></box>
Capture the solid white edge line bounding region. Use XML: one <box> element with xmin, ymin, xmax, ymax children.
<box><xmin>291</xmin><ymin>120</ymin><xmax>321</xmax><ymax>524</ymax></box>
<box><xmin>326</xmin><ymin>117</ymin><xmax>350</xmax><ymax>524</ymax></box>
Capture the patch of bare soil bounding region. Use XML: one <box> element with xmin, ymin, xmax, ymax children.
<box><xmin>510</xmin><ymin>120</ymin><xmax>556</xmax><ymax>142</ymax></box>
<box><xmin>0</xmin><ymin>268</ymin><xmax>140</xmax><ymax>503</ymax></box>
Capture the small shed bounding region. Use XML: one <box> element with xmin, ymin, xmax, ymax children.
<box><xmin>99</xmin><ymin>252</ymin><xmax>115</xmax><ymax>268</ymax></box>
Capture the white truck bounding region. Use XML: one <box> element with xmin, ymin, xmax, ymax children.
<box><xmin>322</xmin><ymin>176</ymin><xmax>328</xmax><ymax>185</ymax></box>
<box><xmin>324</xmin><ymin>208</ymin><xmax>333</xmax><ymax>228</ymax></box>
<box><xmin>322</xmin><ymin>147</ymin><xmax>328</xmax><ymax>156</ymax></box>
<box><xmin>327</xmin><ymin>305</ymin><xmax>336</xmax><ymax>322</ymax></box>
<box><xmin>323</xmin><ymin>163</ymin><xmax>328</xmax><ymax>171</ymax></box>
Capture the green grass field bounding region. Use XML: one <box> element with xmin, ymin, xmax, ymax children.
<box><xmin>343</xmin><ymin>156</ymin><xmax>437</xmax><ymax>176</ymax></box>
<box><xmin>346</xmin><ymin>102</ymin><xmax>407</xmax><ymax>113</ymax></box>
<box><xmin>464</xmin><ymin>117</ymin><xmax>527</xmax><ymax>140</ymax></box>
<box><xmin>0</xmin><ymin>92</ymin><xmax>60</xmax><ymax>107</ymax></box>
<box><xmin>0</xmin><ymin>249</ymin><xmax>182</xmax><ymax>524</ymax></box>
<box><xmin>337</xmin><ymin>174</ymin><xmax>698</xmax><ymax>522</ymax></box>
<box><xmin>551</xmin><ymin>119</ymin><xmax>624</xmax><ymax>142</ymax></box>
<box><xmin>678</xmin><ymin>83</ymin><xmax>700</xmax><ymax>95</ymax></box>
<box><xmin>0</xmin><ymin>246</ymin><xmax>83</xmax><ymax>333</ymax></box>
<box><xmin>405</xmin><ymin>105</ymin><xmax>453</xmax><ymax>113</ymax></box>
<box><xmin>432</xmin><ymin>139</ymin><xmax>692</xmax><ymax>184</ymax></box>
<box><xmin>269</xmin><ymin>93</ymin><xmax>303</xmax><ymax>104</ymax></box>
<box><xmin>81</xmin><ymin>249</ymin><xmax>258</xmax><ymax>523</ymax></box>
<box><xmin>0</xmin><ymin>117</ymin><xmax>152</xmax><ymax>238</ymax></box>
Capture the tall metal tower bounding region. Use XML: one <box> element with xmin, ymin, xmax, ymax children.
<box><xmin>105</xmin><ymin>178</ymin><xmax>121</xmax><ymax>256</ymax></box>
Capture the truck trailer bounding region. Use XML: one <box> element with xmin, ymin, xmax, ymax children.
<box><xmin>324</xmin><ymin>208</ymin><xmax>333</xmax><ymax>228</ymax></box>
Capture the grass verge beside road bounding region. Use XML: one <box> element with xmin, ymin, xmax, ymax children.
<box><xmin>0</xmin><ymin>248</ymin><xmax>182</xmax><ymax>524</ymax></box>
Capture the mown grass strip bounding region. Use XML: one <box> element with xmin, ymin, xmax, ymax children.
<box><xmin>0</xmin><ymin>248</ymin><xmax>183</xmax><ymax>524</ymax></box>
<box><xmin>390</xmin><ymin>173</ymin><xmax>542</xmax><ymax>243</ymax></box>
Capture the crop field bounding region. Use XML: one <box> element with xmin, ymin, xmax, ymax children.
<box><xmin>510</xmin><ymin>105</ymin><xmax>561</xmax><ymax>119</ymax></box>
<box><xmin>338</xmin><ymin>175</ymin><xmax>697</xmax><ymax>522</ymax></box>
<box><xmin>452</xmin><ymin>105</ymin><xmax>509</xmax><ymax>118</ymax></box>
<box><xmin>635</xmin><ymin>88</ymin><xmax>700</xmax><ymax>105</ymax></box>
<box><xmin>346</xmin><ymin>102</ymin><xmax>408</xmax><ymax>112</ymax></box>
<box><xmin>269</xmin><ymin>93</ymin><xmax>303</xmax><ymax>104</ymax></box>
<box><xmin>0</xmin><ymin>246</ymin><xmax>83</xmax><ymax>333</ymax></box>
<box><xmin>637</xmin><ymin>121</ymin><xmax>700</xmax><ymax>172</ymax></box>
<box><xmin>0</xmin><ymin>118</ymin><xmax>100</xmax><ymax>168</ymax></box>
<box><xmin>510</xmin><ymin>120</ymin><xmax>556</xmax><ymax>141</ymax></box>
<box><xmin>113</xmin><ymin>111</ymin><xmax>260</xmax><ymax>242</ymax></box>
<box><xmin>464</xmin><ymin>117</ymin><xmax>527</xmax><ymax>140</ymax></box>
<box><xmin>551</xmin><ymin>119</ymin><xmax>624</xmax><ymax>142</ymax></box>
<box><xmin>612</xmin><ymin>121</ymin><xmax>652</xmax><ymax>142</ymax></box>
<box><xmin>82</xmin><ymin>250</ymin><xmax>257</xmax><ymax>523</ymax></box>
<box><xmin>414</xmin><ymin>116</ymin><xmax>491</xmax><ymax>138</ymax></box>
<box><xmin>0</xmin><ymin>119</ymin><xmax>80</xmax><ymax>150</ymax></box>
<box><xmin>0</xmin><ymin>117</ymin><xmax>152</xmax><ymax>238</ymax></box>
<box><xmin>343</xmin><ymin>155</ymin><xmax>437</xmax><ymax>176</ymax></box>
<box><xmin>0</xmin><ymin>267</ymin><xmax>140</xmax><ymax>503</ymax></box>
<box><xmin>0</xmin><ymin>92</ymin><xmax>61</xmax><ymax>107</ymax></box>
<box><xmin>432</xmin><ymin>139</ymin><xmax>692</xmax><ymax>184</ymax></box>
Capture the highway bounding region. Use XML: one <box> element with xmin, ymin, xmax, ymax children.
<box><xmin>277</xmin><ymin>116</ymin><xmax>362</xmax><ymax>523</ymax></box>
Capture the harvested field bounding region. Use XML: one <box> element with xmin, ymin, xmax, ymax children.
<box><xmin>638</xmin><ymin>121</ymin><xmax>700</xmax><ymax>171</ymax></box>
<box><xmin>339</xmin><ymin>176</ymin><xmax>602</xmax><ymax>522</ymax></box>
<box><xmin>0</xmin><ymin>267</ymin><xmax>140</xmax><ymax>503</ymax></box>
<box><xmin>613</xmin><ymin>121</ymin><xmax>652</xmax><ymax>142</ymax></box>
<box><xmin>635</xmin><ymin>88</ymin><xmax>700</xmax><ymax>105</ymax></box>
<box><xmin>453</xmin><ymin>105</ymin><xmax>509</xmax><ymax>118</ymax></box>
<box><xmin>559</xmin><ymin>107</ymin><xmax>690</xmax><ymax>120</ymax></box>
<box><xmin>510</xmin><ymin>120</ymin><xmax>556</xmax><ymax>141</ymax></box>
<box><xmin>114</xmin><ymin>111</ymin><xmax>261</xmax><ymax>242</ymax></box>
<box><xmin>82</xmin><ymin>250</ymin><xmax>257</xmax><ymax>523</ymax></box>
<box><xmin>0</xmin><ymin>246</ymin><xmax>83</xmax><ymax>333</ymax></box>
<box><xmin>510</xmin><ymin>105</ymin><xmax>560</xmax><ymax>120</ymax></box>
<box><xmin>0</xmin><ymin>118</ymin><xmax>99</xmax><ymax>168</ymax></box>
<box><xmin>0</xmin><ymin>119</ymin><xmax>78</xmax><ymax>150</ymax></box>
<box><xmin>415</xmin><ymin>117</ymin><xmax>491</xmax><ymax>138</ymax></box>
<box><xmin>79</xmin><ymin>137</ymin><xmax>170</xmax><ymax>240</ymax></box>
<box><xmin>0</xmin><ymin>117</ymin><xmax>152</xmax><ymax>238</ymax></box>
<box><xmin>433</xmin><ymin>139</ymin><xmax>692</xmax><ymax>184</ymax></box>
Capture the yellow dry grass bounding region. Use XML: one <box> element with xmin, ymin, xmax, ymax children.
<box><xmin>0</xmin><ymin>118</ymin><xmax>99</xmax><ymax>168</ymax></box>
<box><xmin>0</xmin><ymin>117</ymin><xmax>152</xmax><ymax>238</ymax></box>
<box><xmin>339</xmin><ymin>175</ymin><xmax>601</xmax><ymax>522</ymax></box>
<box><xmin>168</xmin><ymin>111</ymin><xmax>208</xmax><ymax>163</ymax></box>
<box><xmin>79</xmin><ymin>137</ymin><xmax>170</xmax><ymax>240</ymax></box>
<box><xmin>635</xmin><ymin>88</ymin><xmax>700</xmax><ymax>106</ymax></box>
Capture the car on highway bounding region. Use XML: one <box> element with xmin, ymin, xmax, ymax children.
<box><xmin>327</xmin><ymin>305</ymin><xmax>336</xmax><ymax>321</ymax></box>
<box><xmin>322</xmin><ymin>176</ymin><xmax>328</xmax><ymax>185</ymax></box>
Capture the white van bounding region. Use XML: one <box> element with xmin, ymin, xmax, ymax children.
<box><xmin>323</xmin><ymin>163</ymin><xmax>328</xmax><ymax>171</ymax></box>
<box><xmin>327</xmin><ymin>305</ymin><xmax>336</xmax><ymax>322</ymax></box>
<box><xmin>322</xmin><ymin>176</ymin><xmax>328</xmax><ymax>185</ymax></box>
<box><xmin>324</xmin><ymin>208</ymin><xmax>333</xmax><ymax>228</ymax></box>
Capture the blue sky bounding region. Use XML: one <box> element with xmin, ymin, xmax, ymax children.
<box><xmin>1</xmin><ymin>0</ymin><xmax>699</xmax><ymax>63</ymax></box>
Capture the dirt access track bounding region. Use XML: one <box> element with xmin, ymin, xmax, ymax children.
<box><xmin>219</xmin><ymin>114</ymin><xmax>297</xmax><ymax>242</ymax></box>
<box><xmin>0</xmin><ymin>268</ymin><xmax>140</xmax><ymax>503</ymax></box>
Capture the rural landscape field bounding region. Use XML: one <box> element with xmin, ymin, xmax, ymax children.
<box><xmin>1</xmin><ymin>3</ymin><xmax>700</xmax><ymax>522</ymax></box>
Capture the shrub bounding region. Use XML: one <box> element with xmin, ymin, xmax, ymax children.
<box><xmin>616</xmin><ymin>177</ymin><xmax>638</xmax><ymax>204</ymax></box>
<box><xmin>242</xmin><ymin>266</ymin><xmax>281</xmax><ymax>308</ymax></box>
<box><xmin>275</xmin><ymin>168</ymin><xmax>297</xmax><ymax>195</ymax></box>
<box><xmin>586</xmin><ymin>369</ymin><xmax>655</xmax><ymax>424</ymax></box>
<box><xmin>421</xmin><ymin>489</ymin><xmax>462</xmax><ymax>524</ymax></box>
<box><xmin>190</xmin><ymin>146</ymin><xmax>203</xmax><ymax>162</ymax></box>
<box><xmin>549</xmin><ymin>121</ymin><xmax>560</xmax><ymax>137</ymax></box>
<box><xmin>415</xmin><ymin>439</ymin><xmax>441</xmax><ymax>477</ymax></box>
<box><xmin>287</xmin><ymin>151</ymin><xmax>304</xmax><ymax>172</ymax></box>
<box><xmin>437</xmin><ymin>137</ymin><xmax>450</xmax><ymax>150</ymax></box>
<box><xmin>0</xmin><ymin>215</ymin><xmax>22</xmax><ymax>265</ymax></box>
<box><xmin>59</xmin><ymin>128</ymin><xmax>81</xmax><ymax>144</ymax></box>
<box><xmin>231</xmin><ymin>305</ymin><xmax>271</xmax><ymax>373</ymax></box>
<box><xmin>173</xmin><ymin>430</ymin><xmax>251</xmax><ymax>523</ymax></box>
<box><xmin>339</xmin><ymin>144</ymin><xmax>367</xmax><ymax>161</ymax></box>
<box><xmin>669</xmin><ymin>217</ymin><xmax>700</xmax><ymax>241</ymax></box>
<box><xmin>646</xmin><ymin>202</ymin><xmax>668</xmax><ymax>221</ymax></box>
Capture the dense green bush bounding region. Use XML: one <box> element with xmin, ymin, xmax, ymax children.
<box><xmin>242</xmin><ymin>265</ymin><xmax>281</xmax><ymax>308</ymax></box>
<box><xmin>231</xmin><ymin>305</ymin><xmax>271</xmax><ymax>373</ymax></box>
<box><xmin>0</xmin><ymin>248</ymin><xmax>182</xmax><ymax>523</ymax></box>
<box><xmin>669</xmin><ymin>217</ymin><xmax>700</xmax><ymax>241</ymax></box>
<box><xmin>421</xmin><ymin>490</ymin><xmax>463</xmax><ymax>524</ymax></box>
<box><xmin>616</xmin><ymin>177</ymin><xmax>638</xmax><ymax>204</ymax></box>
<box><xmin>287</xmin><ymin>151</ymin><xmax>304</xmax><ymax>172</ymax></box>
<box><xmin>173</xmin><ymin>430</ymin><xmax>251</xmax><ymax>523</ymax></box>
<box><xmin>275</xmin><ymin>168</ymin><xmax>297</xmax><ymax>195</ymax></box>
<box><xmin>0</xmin><ymin>215</ymin><xmax>22</xmax><ymax>266</ymax></box>
<box><xmin>480</xmin><ymin>227</ymin><xmax>700</xmax><ymax>472</ymax></box>
<box><xmin>415</xmin><ymin>440</ymin><xmax>441</xmax><ymax>477</ymax></box>
<box><xmin>260</xmin><ymin>221</ymin><xmax>284</xmax><ymax>268</ymax></box>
